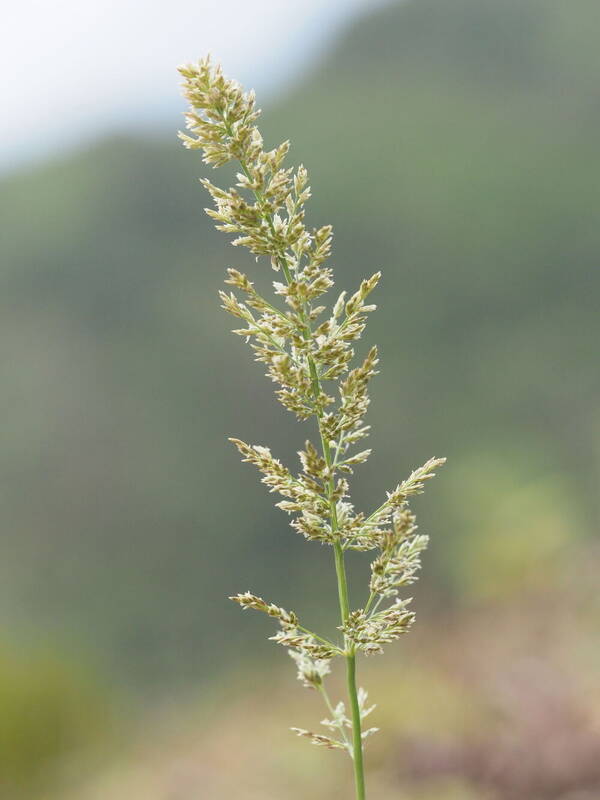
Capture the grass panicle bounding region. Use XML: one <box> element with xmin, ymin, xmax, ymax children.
<box><xmin>178</xmin><ymin>56</ymin><xmax>445</xmax><ymax>799</ymax></box>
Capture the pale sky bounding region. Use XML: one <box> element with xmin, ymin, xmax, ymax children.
<box><xmin>2</xmin><ymin>0</ymin><xmax>388</xmax><ymax>173</ymax></box>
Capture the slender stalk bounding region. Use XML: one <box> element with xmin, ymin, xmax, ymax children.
<box><xmin>257</xmin><ymin>181</ymin><xmax>368</xmax><ymax>792</ymax></box>
<box><xmin>237</xmin><ymin>154</ymin><xmax>368</xmax><ymax>792</ymax></box>
<box><xmin>274</xmin><ymin>214</ymin><xmax>368</xmax><ymax>798</ymax></box>
<box><xmin>334</xmin><ymin>541</ymin><xmax>366</xmax><ymax>799</ymax></box>
<box><xmin>346</xmin><ymin>652</ymin><xmax>365</xmax><ymax>797</ymax></box>
<box><xmin>300</xmin><ymin>275</ymin><xmax>369</xmax><ymax>798</ymax></box>
<box><xmin>308</xmin><ymin>312</ymin><xmax>367</xmax><ymax>797</ymax></box>
<box><xmin>311</xmin><ymin>362</ymin><xmax>366</xmax><ymax>795</ymax></box>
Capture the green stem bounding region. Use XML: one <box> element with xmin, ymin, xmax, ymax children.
<box><xmin>232</xmin><ymin>142</ymin><xmax>367</xmax><ymax>799</ymax></box>
<box><xmin>320</xmin><ymin>409</ymin><xmax>365</xmax><ymax>799</ymax></box>
<box><xmin>333</xmin><ymin>541</ymin><xmax>366</xmax><ymax>799</ymax></box>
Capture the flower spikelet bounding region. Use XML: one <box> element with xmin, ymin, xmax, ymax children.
<box><xmin>290</xmin><ymin>728</ymin><xmax>346</xmax><ymax>751</ymax></box>
<box><xmin>369</xmin><ymin>510</ymin><xmax>429</xmax><ymax>598</ymax></box>
<box><xmin>230</xmin><ymin>592</ymin><xmax>340</xmax><ymax>660</ymax></box>
<box><xmin>340</xmin><ymin>599</ymin><xmax>416</xmax><ymax>656</ymax></box>
<box><xmin>289</xmin><ymin>649</ymin><xmax>331</xmax><ymax>689</ymax></box>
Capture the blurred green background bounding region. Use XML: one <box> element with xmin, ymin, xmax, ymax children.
<box><xmin>1</xmin><ymin>0</ymin><xmax>599</xmax><ymax>797</ymax></box>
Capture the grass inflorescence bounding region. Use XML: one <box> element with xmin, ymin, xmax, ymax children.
<box><xmin>178</xmin><ymin>56</ymin><xmax>445</xmax><ymax>799</ymax></box>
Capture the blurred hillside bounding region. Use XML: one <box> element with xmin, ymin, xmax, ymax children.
<box><xmin>1</xmin><ymin>0</ymin><xmax>599</xmax><ymax>689</ymax></box>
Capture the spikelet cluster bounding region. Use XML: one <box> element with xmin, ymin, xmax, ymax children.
<box><xmin>291</xmin><ymin>688</ymin><xmax>379</xmax><ymax>753</ymax></box>
<box><xmin>179</xmin><ymin>57</ymin><xmax>444</xmax><ymax>758</ymax></box>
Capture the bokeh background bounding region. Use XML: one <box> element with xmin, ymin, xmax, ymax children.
<box><xmin>2</xmin><ymin>0</ymin><xmax>599</xmax><ymax>797</ymax></box>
